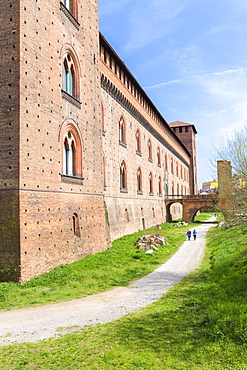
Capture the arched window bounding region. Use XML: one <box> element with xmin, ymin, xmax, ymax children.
<box><xmin>165</xmin><ymin>153</ymin><xmax>168</xmax><ymax>170</ymax></box>
<box><xmin>148</xmin><ymin>139</ymin><xmax>152</xmax><ymax>160</ymax></box>
<box><xmin>172</xmin><ymin>182</ymin><xmax>174</xmax><ymax>195</ymax></box>
<box><xmin>149</xmin><ymin>172</ymin><xmax>153</xmax><ymax>194</ymax></box>
<box><xmin>136</xmin><ymin>129</ymin><xmax>141</xmax><ymax>153</ymax></box>
<box><xmin>62</xmin><ymin>48</ymin><xmax>80</xmax><ymax>100</ymax></box>
<box><xmin>119</xmin><ymin>116</ymin><xmax>126</xmax><ymax>143</ymax></box>
<box><xmin>165</xmin><ymin>183</ymin><xmax>168</xmax><ymax>196</ymax></box>
<box><xmin>158</xmin><ymin>176</ymin><xmax>162</xmax><ymax>195</ymax></box>
<box><xmin>176</xmin><ymin>162</ymin><xmax>179</xmax><ymax>176</ymax></box>
<box><xmin>157</xmin><ymin>147</ymin><xmax>161</xmax><ymax>166</ymax></box>
<box><xmin>137</xmin><ymin>167</ymin><xmax>142</xmax><ymax>192</ymax></box>
<box><xmin>171</xmin><ymin>158</ymin><xmax>174</xmax><ymax>173</ymax></box>
<box><xmin>63</xmin><ymin>132</ymin><xmax>76</xmax><ymax>176</ymax></box>
<box><xmin>60</xmin><ymin>120</ymin><xmax>83</xmax><ymax>178</ymax></box>
<box><xmin>177</xmin><ymin>183</ymin><xmax>179</xmax><ymax>195</ymax></box>
<box><xmin>120</xmin><ymin>161</ymin><xmax>127</xmax><ymax>189</ymax></box>
<box><xmin>72</xmin><ymin>213</ymin><xmax>80</xmax><ymax>238</ymax></box>
<box><xmin>101</xmin><ymin>102</ymin><xmax>105</xmax><ymax>131</ymax></box>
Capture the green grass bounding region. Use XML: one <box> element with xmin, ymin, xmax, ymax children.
<box><xmin>1</xmin><ymin>216</ymin><xmax>247</xmax><ymax>368</ymax></box>
<box><xmin>0</xmin><ymin>221</ymin><xmax>192</xmax><ymax>310</ymax></box>
<box><xmin>194</xmin><ymin>212</ymin><xmax>215</xmax><ymax>222</ymax></box>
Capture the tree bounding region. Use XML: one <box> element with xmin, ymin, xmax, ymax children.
<box><xmin>212</xmin><ymin>125</ymin><xmax>247</xmax><ymax>225</ymax></box>
<box><xmin>213</xmin><ymin>124</ymin><xmax>247</xmax><ymax>176</ymax></box>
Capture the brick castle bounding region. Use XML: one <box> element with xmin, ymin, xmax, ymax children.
<box><xmin>0</xmin><ymin>0</ymin><xmax>197</xmax><ymax>282</ymax></box>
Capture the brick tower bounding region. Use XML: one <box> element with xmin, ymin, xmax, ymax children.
<box><xmin>169</xmin><ymin>121</ymin><xmax>198</xmax><ymax>195</ymax></box>
<box><xmin>0</xmin><ymin>0</ymin><xmax>110</xmax><ymax>282</ymax></box>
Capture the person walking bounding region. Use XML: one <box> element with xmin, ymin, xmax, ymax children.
<box><xmin>186</xmin><ymin>230</ymin><xmax>191</xmax><ymax>240</ymax></box>
<box><xmin>193</xmin><ymin>229</ymin><xmax>197</xmax><ymax>240</ymax></box>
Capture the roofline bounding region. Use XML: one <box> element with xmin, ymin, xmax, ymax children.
<box><xmin>99</xmin><ymin>33</ymin><xmax>192</xmax><ymax>158</ymax></box>
<box><xmin>169</xmin><ymin>121</ymin><xmax>197</xmax><ymax>134</ymax></box>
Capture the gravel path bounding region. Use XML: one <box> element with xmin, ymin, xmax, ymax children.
<box><xmin>0</xmin><ymin>220</ymin><xmax>216</xmax><ymax>347</ymax></box>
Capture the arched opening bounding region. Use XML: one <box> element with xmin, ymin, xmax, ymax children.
<box><xmin>165</xmin><ymin>200</ymin><xmax>183</xmax><ymax>222</ymax></box>
<box><xmin>72</xmin><ymin>213</ymin><xmax>80</xmax><ymax>238</ymax></box>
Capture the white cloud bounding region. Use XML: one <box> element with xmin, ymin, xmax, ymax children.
<box><xmin>144</xmin><ymin>67</ymin><xmax>246</xmax><ymax>89</ymax></box>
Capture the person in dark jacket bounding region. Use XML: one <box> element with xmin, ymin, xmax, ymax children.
<box><xmin>186</xmin><ymin>230</ymin><xmax>191</xmax><ymax>240</ymax></box>
<box><xmin>193</xmin><ymin>229</ymin><xmax>197</xmax><ymax>240</ymax></box>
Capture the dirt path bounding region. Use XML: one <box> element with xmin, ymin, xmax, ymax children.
<box><xmin>0</xmin><ymin>220</ymin><xmax>216</xmax><ymax>347</ymax></box>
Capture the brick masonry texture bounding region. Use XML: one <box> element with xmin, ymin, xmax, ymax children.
<box><xmin>0</xmin><ymin>0</ymin><xmax>197</xmax><ymax>281</ymax></box>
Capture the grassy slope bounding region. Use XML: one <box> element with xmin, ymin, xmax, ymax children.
<box><xmin>0</xmin><ymin>220</ymin><xmax>192</xmax><ymax>310</ymax></box>
<box><xmin>4</xmin><ymin>214</ymin><xmax>247</xmax><ymax>369</ymax></box>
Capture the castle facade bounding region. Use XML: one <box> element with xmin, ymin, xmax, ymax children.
<box><xmin>0</xmin><ymin>0</ymin><xmax>197</xmax><ymax>282</ymax></box>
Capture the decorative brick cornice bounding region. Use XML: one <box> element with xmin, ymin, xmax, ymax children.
<box><xmin>60</xmin><ymin>173</ymin><xmax>84</xmax><ymax>185</ymax></box>
<box><xmin>101</xmin><ymin>75</ymin><xmax>190</xmax><ymax>168</ymax></box>
<box><xmin>61</xmin><ymin>90</ymin><xmax>82</xmax><ymax>109</ymax></box>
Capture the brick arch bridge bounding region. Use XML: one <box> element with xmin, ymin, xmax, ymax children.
<box><xmin>165</xmin><ymin>194</ymin><xmax>218</xmax><ymax>223</ymax></box>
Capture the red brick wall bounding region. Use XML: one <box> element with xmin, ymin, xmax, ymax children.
<box><xmin>0</xmin><ymin>0</ymin><xmax>111</xmax><ymax>282</ymax></box>
<box><xmin>100</xmin><ymin>41</ymin><xmax>191</xmax><ymax>239</ymax></box>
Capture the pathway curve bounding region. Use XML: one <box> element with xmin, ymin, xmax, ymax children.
<box><xmin>0</xmin><ymin>219</ymin><xmax>216</xmax><ymax>346</ymax></box>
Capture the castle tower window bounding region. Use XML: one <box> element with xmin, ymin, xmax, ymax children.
<box><xmin>60</xmin><ymin>120</ymin><xmax>83</xmax><ymax>180</ymax></box>
<box><xmin>63</xmin><ymin>132</ymin><xmax>75</xmax><ymax>176</ymax></box>
<box><xmin>120</xmin><ymin>161</ymin><xmax>127</xmax><ymax>190</ymax></box>
<box><xmin>63</xmin><ymin>59</ymin><xmax>74</xmax><ymax>96</ymax></box>
<box><xmin>61</xmin><ymin>46</ymin><xmax>80</xmax><ymax>102</ymax></box>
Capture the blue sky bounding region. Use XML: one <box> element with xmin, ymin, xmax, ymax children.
<box><xmin>98</xmin><ymin>0</ymin><xmax>247</xmax><ymax>188</ymax></box>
